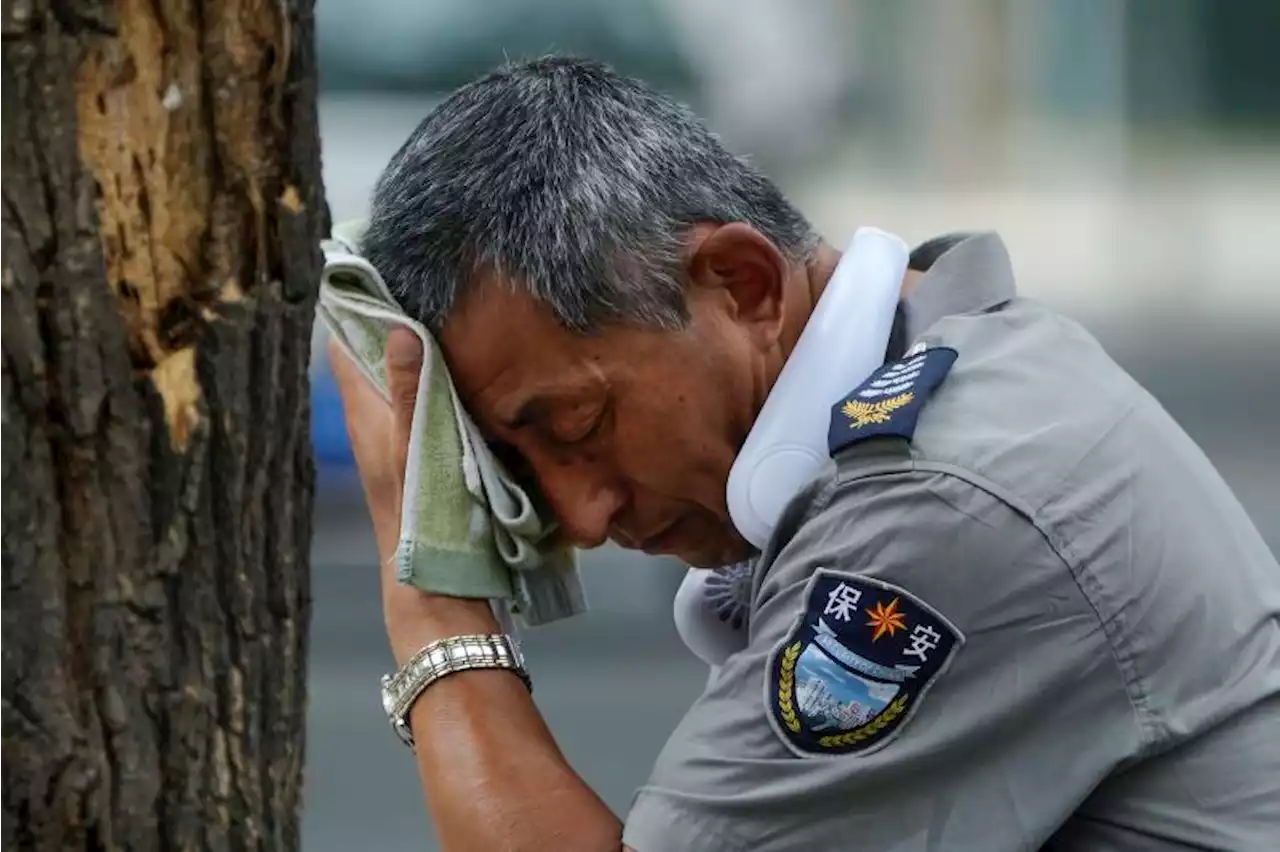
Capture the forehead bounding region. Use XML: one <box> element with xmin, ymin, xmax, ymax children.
<box><xmin>437</xmin><ymin>283</ymin><xmax>599</xmax><ymax>418</ymax></box>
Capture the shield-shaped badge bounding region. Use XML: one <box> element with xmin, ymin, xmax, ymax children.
<box><xmin>767</xmin><ymin>569</ymin><xmax>963</xmax><ymax>757</ymax></box>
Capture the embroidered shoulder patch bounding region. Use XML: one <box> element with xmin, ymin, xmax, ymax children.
<box><xmin>767</xmin><ymin>569</ymin><xmax>963</xmax><ymax>757</ymax></box>
<box><xmin>827</xmin><ymin>346</ymin><xmax>958</xmax><ymax>456</ymax></box>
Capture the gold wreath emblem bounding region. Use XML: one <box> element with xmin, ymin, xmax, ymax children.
<box><xmin>841</xmin><ymin>392</ymin><xmax>915</xmax><ymax>429</ymax></box>
<box><xmin>817</xmin><ymin>694</ymin><xmax>910</xmax><ymax>749</ymax></box>
<box><xmin>776</xmin><ymin>642</ymin><xmax>803</xmax><ymax>733</ymax></box>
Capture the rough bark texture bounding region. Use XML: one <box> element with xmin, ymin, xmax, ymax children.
<box><xmin>1</xmin><ymin>0</ymin><xmax>326</xmax><ymax>848</ymax></box>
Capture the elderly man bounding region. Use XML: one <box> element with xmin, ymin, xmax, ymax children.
<box><xmin>330</xmin><ymin>57</ymin><xmax>1279</xmax><ymax>851</ymax></box>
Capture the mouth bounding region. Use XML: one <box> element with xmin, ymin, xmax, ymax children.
<box><xmin>636</xmin><ymin>518</ymin><xmax>685</xmax><ymax>556</ymax></box>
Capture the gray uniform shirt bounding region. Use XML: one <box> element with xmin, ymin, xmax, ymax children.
<box><xmin>622</xmin><ymin>232</ymin><xmax>1280</xmax><ymax>851</ymax></box>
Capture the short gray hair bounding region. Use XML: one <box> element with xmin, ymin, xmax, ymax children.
<box><xmin>362</xmin><ymin>56</ymin><xmax>819</xmax><ymax>334</ymax></box>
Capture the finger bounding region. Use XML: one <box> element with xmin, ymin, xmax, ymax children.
<box><xmin>384</xmin><ymin>327</ymin><xmax>425</xmax><ymax>483</ymax></box>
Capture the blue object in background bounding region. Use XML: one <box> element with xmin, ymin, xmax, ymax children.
<box><xmin>311</xmin><ymin>356</ymin><xmax>355</xmax><ymax>468</ymax></box>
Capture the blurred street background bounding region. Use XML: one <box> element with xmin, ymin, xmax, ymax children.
<box><xmin>303</xmin><ymin>1</ymin><xmax>1279</xmax><ymax>848</ymax></box>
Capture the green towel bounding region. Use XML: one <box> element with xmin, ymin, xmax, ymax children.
<box><xmin>317</xmin><ymin>219</ymin><xmax>585</xmax><ymax>626</ymax></box>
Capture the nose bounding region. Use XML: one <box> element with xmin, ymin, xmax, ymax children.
<box><xmin>535</xmin><ymin>460</ymin><xmax>626</xmax><ymax>550</ymax></box>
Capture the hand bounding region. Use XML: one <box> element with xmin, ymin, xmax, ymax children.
<box><xmin>328</xmin><ymin>328</ymin><xmax>422</xmax><ymax>569</ymax></box>
<box><xmin>328</xmin><ymin>328</ymin><xmax>497</xmax><ymax>664</ymax></box>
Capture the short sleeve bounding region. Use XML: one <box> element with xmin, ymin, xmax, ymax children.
<box><xmin>622</xmin><ymin>469</ymin><xmax>1143</xmax><ymax>852</ymax></box>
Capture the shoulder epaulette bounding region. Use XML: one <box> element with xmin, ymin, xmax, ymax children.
<box><xmin>827</xmin><ymin>347</ymin><xmax>958</xmax><ymax>456</ymax></box>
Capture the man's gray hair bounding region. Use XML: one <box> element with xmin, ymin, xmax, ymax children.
<box><xmin>362</xmin><ymin>55</ymin><xmax>819</xmax><ymax>334</ymax></box>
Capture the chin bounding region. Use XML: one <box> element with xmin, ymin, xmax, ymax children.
<box><xmin>677</xmin><ymin>534</ymin><xmax>755</xmax><ymax>570</ymax></box>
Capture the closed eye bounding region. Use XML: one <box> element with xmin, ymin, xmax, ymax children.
<box><xmin>554</xmin><ymin>400</ymin><xmax>609</xmax><ymax>446</ymax></box>
<box><xmin>559</xmin><ymin>414</ymin><xmax>603</xmax><ymax>445</ymax></box>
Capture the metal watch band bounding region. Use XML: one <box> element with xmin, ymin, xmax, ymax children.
<box><xmin>380</xmin><ymin>633</ymin><xmax>530</xmax><ymax>748</ymax></box>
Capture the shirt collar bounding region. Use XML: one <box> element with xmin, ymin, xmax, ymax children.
<box><xmin>903</xmin><ymin>231</ymin><xmax>1017</xmax><ymax>342</ymax></box>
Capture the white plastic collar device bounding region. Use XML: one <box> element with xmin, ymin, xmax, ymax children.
<box><xmin>673</xmin><ymin>227</ymin><xmax>910</xmax><ymax>666</ymax></box>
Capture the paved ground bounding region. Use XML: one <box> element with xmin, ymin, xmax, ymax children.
<box><xmin>301</xmin><ymin>319</ymin><xmax>1278</xmax><ymax>851</ymax></box>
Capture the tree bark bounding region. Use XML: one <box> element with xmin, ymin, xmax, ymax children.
<box><xmin>2</xmin><ymin>0</ymin><xmax>326</xmax><ymax>848</ymax></box>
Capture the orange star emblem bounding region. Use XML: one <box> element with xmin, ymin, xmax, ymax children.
<box><xmin>865</xmin><ymin>597</ymin><xmax>908</xmax><ymax>641</ymax></box>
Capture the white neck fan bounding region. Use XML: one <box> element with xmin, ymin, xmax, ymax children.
<box><xmin>672</xmin><ymin>227</ymin><xmax>910</xmax><ymax>666</ymax></box>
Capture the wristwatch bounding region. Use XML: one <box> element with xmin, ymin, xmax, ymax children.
<box><xmin>380</xmin><ymin>633</ymin><xmax>531</xmax><ymax>749</ymax></box>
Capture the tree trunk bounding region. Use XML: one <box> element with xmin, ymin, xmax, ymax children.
<box><xmin>2</xmin><ymin>0</ymin><xmax>326</xmax><ymax>848</ymax></box>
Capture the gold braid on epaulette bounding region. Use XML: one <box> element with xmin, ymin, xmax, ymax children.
<box><xmin>775</xmin><ymin>642</ymin><xmax>803</xmax><ymax>733</ymax></box>
<box><xmin>840</xmin><ymin>392</ymin><xmax>914</xmax><ymax>429</ymax></box>
<box><xmin>817</xmin><ymin>694</ymin><xmax>910</xmax><ymax>748</ymax></box>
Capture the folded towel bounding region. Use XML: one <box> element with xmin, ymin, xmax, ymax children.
<box><xmin>317</xmin><ymin>219</ymin><xmax>586</xmax><ymax>627</ymax></box>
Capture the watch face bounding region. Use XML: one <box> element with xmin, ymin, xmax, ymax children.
<box><xmin>380</xmin><ymin>674</ymin><xmax>397</xmax><ymax>716</ymax></box>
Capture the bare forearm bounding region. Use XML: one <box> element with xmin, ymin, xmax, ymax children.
<box><xmin>391</xmin><ymin>595</ymin><xmax>623</xmax><ymax>852</ymax></box>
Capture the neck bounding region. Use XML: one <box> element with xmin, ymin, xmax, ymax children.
<box><xmin>776</xmin><ymin>241</ymin><xmax>923</xmax><ymax>361</ymax></box>
<box><xmin>745</xmin><ymin>240</ymin><xmax>922</xmax><ymax>439</ymax></box>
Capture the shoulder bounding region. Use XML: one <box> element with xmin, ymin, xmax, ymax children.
<box><xmin>756</xmin><ymin>465</ymin><xmax>1072</xmax><ymax>623</ymax></box>
<box><xmin>828</xmin><ymin>298</ymin><xmax>1153</xmax><ymax>518</ymax></box>
<box><xmin>826</xmin><ymin>344</ymin><xmax>958</xmax><ymax>458</ymax></box>
<box><xmin>749</xmin><ymin>463</ymin><xmax>1139</xmax><ymax>764</ymax></box>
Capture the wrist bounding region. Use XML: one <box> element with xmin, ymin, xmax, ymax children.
<box><xmin>380</xmin><ymin>631</ymin><xmax>531</xmax><ymax>751</ymax></box>
<box><xmin>385</xmin><ymin>589</ymin><xmax>501</xmax><ymax>666</ymax></box>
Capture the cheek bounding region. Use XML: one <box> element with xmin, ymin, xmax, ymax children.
<box><xmin>611</xmin><ymin>382</ymin><xmax>734</xmax><ymax>502</ymax></box>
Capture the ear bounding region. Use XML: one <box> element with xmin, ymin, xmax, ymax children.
<box><xmin>687</xmin><ymin>222</ymin><xmax>789</xmax><ymax>348</ymax></box>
